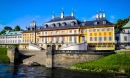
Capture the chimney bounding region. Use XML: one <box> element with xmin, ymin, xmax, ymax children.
<box><xmin>71</xmin><ymin>8</ymin><xmax>74</xmax><ymax>17</ymax></box>
<box><xmin>52</xmin><ymin>12</ymin><xmax>55</xmax><ymax>19</ymax></box>
<box><xmin>100</xmin><ymin>11</ymin><xmax>103</xmax><ymax>18</ymax></box>
<box><xmin>96</xmin><ymin>11</ymin><xmax>99</xmax><ymax>19</ymax></box>
<box><xmin>61</xmin><ymin>7</ymin><xmax>64</xmax><ymax>18</ymax></box>
<box><xmin>103</xmin><ymin>11</ymin><xmax>105</xmax><ymax>18</ymax></box>
<box><xmin>84</xmin><ymin>18</ymin><xmax>86</xmax><ymax>22</ymax></box>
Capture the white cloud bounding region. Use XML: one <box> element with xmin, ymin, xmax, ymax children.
<box><xmin>88</xmin><ymin>15</ymin><xmax>96</xmax><ymax>20</ymax></box>
<box><xmin>110</xmin><ymin>15</ymin><xmax>115</xmax><ymax>23</ymax></box>
<box><xmin>110</xmin><ymin>15</ymin><xmax>115</xmax><ymax>19</ymax></box>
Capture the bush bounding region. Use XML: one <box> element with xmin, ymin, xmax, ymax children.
<box><xmin>0</xmin><ymin>47</ymin><xmax>10</xmax><ymax>63</ymax></box>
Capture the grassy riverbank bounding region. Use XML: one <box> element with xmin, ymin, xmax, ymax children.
<box><xmin>71</xmin><ymin>53</ymin><xmax>130</xmax><ymax>74</ymax></box>
<box><xmin>0</xmin><ymin>47</ymin><xmax>10</xmax><ymax>63</ymax></box>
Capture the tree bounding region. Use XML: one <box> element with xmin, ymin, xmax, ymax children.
<box><xmin>0</xmin><ymin>30</ymin><xmax>6</xmax><ymax>35</ymax></box>
<box><xmin>115</xmin><ymin>17</ymin><xmax>129</xmax><ymax>33</ymax></box>
<box><xmin>14</xmin><ymin>25</ymin><xmax>21</xmax><ymax>31</ymax></box>
<box><xmin>4</xmin><ymin>26</ymin><xmax>12</xmax><ymax>31</ymax></box>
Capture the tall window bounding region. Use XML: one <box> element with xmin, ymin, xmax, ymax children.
<box><xmin>94</xmin><ymin>37</ymin><xmax>97</xmax><ymax>41</ymax></box>
<box><xmin>62</xmin><ymin>37</ymin><xmax>64</xmax><ymax>41</ymax></box>
<box><xmin>82</xmin><ymin>36</ymin><xmax>85</xmax><ymax>42</ymax></box>
<box><xmin>124</xmin><ymin>36</ymin><xmax>127</xmax><ymax>41</ymax></box>
<box><xmin>45</xmin><ymin>38</ymin><xmax>47</xmax><ymax>42</ymax></box>
<box><xmin>109</xmin><ymin>36</ymin><xmax>112</xmax><ymax>41</ymax></box>
<box><xmin>51</xmin><ymin>37</ymin><xmax>53</xmax><ymax>41</ymax></box>
<box><xmin>90</xmin><ymin>37</ymin><xmax>92</xmax><ymax>41</ymax></box>
<box><xmin>69</xmin><ymin>36</ymin><xmax>72</xmax><ymax>41</ymax></box>
<box><xmin>104</xmin><ymin>37</ymin><xmax>106</xmax><ymax>41</ymax></box>
<box><xmin>42</xmin><ymin>38</ymin><xmax>44</xmax><ymax>42</ymax></box>
<box><xmin>99</xmin><ymin>37</ymin><xmax>102</xmax><ymax>42</ymax></box>
<box><xmin>74</xmin><ymin>36</ymin><xmax>76</xmax><ymax>41</ymax></box>
<box><xmin>56</xmin><ymin>37</ymin><xmax>59</xmax><ymax>41</ymax></box>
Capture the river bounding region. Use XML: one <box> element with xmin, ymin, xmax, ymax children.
<box><xmin>0</xmin><ymin>63</ymin><xmax>129</xmax><ymax>78</ymax></box>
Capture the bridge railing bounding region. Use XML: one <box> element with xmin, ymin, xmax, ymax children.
<box><xmin>53</xmin><ymin>50</ymin><xmax>115</xmax><ymax>54</ymax></box>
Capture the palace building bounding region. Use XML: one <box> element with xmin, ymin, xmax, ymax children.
<box><xmin>0</xmin><ymin>31</ymin><xmax>22</xmax><ymax>45</ymax></box>
<box><xmin>21</xmin><ymin>9</ymin><xmax>115</xmax><ymax>51</ymax></box>
<box><xmin>115</xmin><ymin>17</ymin><xmax>130</xmax><ymax>50</ymax></box>
<box><xmin>81</xmin><ymin>11</ymin><xmax>115</xmax><ymax>50</ymax></box>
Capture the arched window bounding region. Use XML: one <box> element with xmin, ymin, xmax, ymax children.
<box><xmin>56</xmin><ymin>23</ymin><xmax>60</xmax><ymax>27</ymax></box>
<box><xmin>71</xmin><ymin>21</ymin><xmax>75</xmax><ymax>26</ymax></box>
<box><xmin>51</xmin><ymin>23</ymin><xmax>55</xmax><ymax>27</ymax></box>
<box><xmin>44</xmin><ymin>24</ymin><xmax>48</xmax><ymax>28</ymax></box>
<box><xmin>62</xmin><ymin>22</ymin><xmax>66</xmax><ymax>26</ymax></box>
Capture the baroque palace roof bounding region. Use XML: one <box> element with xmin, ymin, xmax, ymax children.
<box><xmin>24</xmin><ymin>10</ymin><xmax>114</xmax><ymax>32</ymax></box>
<box><xmin>0</xmin><ymin>31</ymin><xmax>22</xmax><ymax>36</ymax></box>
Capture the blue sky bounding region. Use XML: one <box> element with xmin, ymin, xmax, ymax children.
<box><xmin>0</xmin><ymin>0</ymin><xmax>130</xmax><ymax>30</ymax></box>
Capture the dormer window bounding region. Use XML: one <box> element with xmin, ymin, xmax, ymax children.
<box><xmin>51</xmin><ymin>23</ymin><xmax>55</xmax><ymax>27</ymax></box>
<box><xmin>56</xmin><ymin>23</ymin><xmax>60</xmax><ymax>27</ymax></box>
<box><xmin>71</xmin><ymin>21</ymin><xmax>75</xmax><ymax>26</ymax></box>
<box><xmin>62</xmin><ymin>22</ymin><xmax>66</xmax><ymax>26</ymax></box>
<box><xmin>103</xmin><ymin>21</ymin><xmax>106</xmax><ymax>24</ymax></box>
<box><xmin>32</xmin><ymin>27</ymin><xmax>34</xmax><ymax>30</ymax></box>
<box><xmin>94</xmin><ymin>21</ymin><xmax>97</xmax><ymax>25</ymax></box>
<box><xmin>28</xmin><ymin>28</ymin><xmax>30</xmax><ymax>30</ymax></box>
<box><xmin>82</xmin><ymin>23</ymin><xmax>85</xmax><ymax>26</ymax></box>
<box><xmin>38</xmin><ymin>27</ymin><xmax>41</xmax><ymax>30</ymax></box>
<box><xmin>44</xmin><ymin>24</ymin><xmax>48</xmax><ymax>28</ymax></box>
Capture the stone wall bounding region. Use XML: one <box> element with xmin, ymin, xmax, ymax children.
<box><xmin>46</xmin><ymin>50</ymin><xmax>114</xmax><ymax>68</ymax></box>
<box><xmin>7</xmin><ymin>47</ymin><xmax>19</xmax><ymax>63</ymax></box>
<box><xmin>7</xmin><ymin>49</ymin><xmax>15</xmax><ymax>63</ymax></box>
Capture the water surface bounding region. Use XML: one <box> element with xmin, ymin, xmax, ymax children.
<box><xmin>0</xmin><ymin>63</ymin><xmax>129</xmax><ymax>78</ymax></box>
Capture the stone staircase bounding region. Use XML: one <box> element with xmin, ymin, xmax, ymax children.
<box><xmin>19</xmin><ymin>50</ymin><xmax>47</xmax><ymax>66</ymax></box>
<box><xmin>29</xmin><ymin>43</ymin><xmax>43</xmax><ymax>50</ymax></box>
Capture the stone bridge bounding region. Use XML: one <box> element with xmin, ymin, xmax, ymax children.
<box><xmin>7</xmin><ymin>48</ymin><xmax>114</xmax><ymax>68</ymax></box>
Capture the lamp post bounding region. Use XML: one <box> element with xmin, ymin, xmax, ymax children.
<box><xmin>34</xmin><ymin>23</ymin><xmax>36</xmax><ymax>45</ymax></box>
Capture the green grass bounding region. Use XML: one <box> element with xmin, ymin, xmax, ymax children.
<box><xmin>72</xmin><ymin>54</ymin><xmax>130</xmax><ymax>73</ymax></box>
<box><xmin>0</xmin><ymin>47</ymin><xmax>10</xmax><ymax>63</ymax></box>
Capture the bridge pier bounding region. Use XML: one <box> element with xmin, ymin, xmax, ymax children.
<box><xmin>46</xmin><ymin>47</ymin><xmax>54</xmax><ymax>68</ymax></box>
<box><xmin>7</xmin><ymin>47</ymin><xmax>19</xmax><ymax>63</ymax></box>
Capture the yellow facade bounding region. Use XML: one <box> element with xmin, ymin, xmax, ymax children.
<box><xmin>21</xmin><ymin>25</ymin><xmax>115</xmax><ymax>50</ymax></box>
<box><xmin>80</xmin><ymin>25</ymin><xmax>115</xmax><ymax>50</ymax></box>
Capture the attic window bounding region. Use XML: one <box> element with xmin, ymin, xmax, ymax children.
<box><xmin>94</xmin><ymin>22</ymin><xmax>97</xmax><ymax>25</ymax></box>
<box><xmin>103</xmin><ymin>21</ymin><xmax>106</xmax><ymax>24</ymax></box>
<box><xmin>56</xmin><ymin>23</ymin><xmax>60</xmax><ymax>27</ymax></box>
<box><xmin>44</xmin><ymin>24</ymin><xmax>48</xmax><ymax>28</ymax></box>
<box><xmin>82</xmin><ymin>23</ymin><xmax>85</xmax><ymax>26</ymax></box>
<box><xmin>38</xmin><ymin>27</ymin><xmax>41</xmax><ymax>29</ymax></box>
<box><xmin>62</xmin><ymin>22</ymin><xmax>66</xmax><ymax>26</ymax></box>
<box><xmin>51</xmin><ymin>23</ymin><xmax>55</xmax><ymax>27</ymax></box>
<box><xmin>71</xmin><ymin>21</ymin><xmax>75</xmax><ymax>26</ymax></box>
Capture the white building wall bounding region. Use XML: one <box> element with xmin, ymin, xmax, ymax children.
<box><xmin>60</xmin><ymin>43</ymin><xmax>88</xmax><ymax>50</ymax></box>
<box><xmin>0</xmin><ymin>35</ymin><xmax>22</xmax><ymax>44</ymax></box>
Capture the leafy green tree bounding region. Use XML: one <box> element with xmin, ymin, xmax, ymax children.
<box><xmin>14</xmin><ymin>25</ymin><xmax>21</xmax><ymax>31</ymax></box>
<box><xmin>115</xmin><ymin>17</ymin><xmax>129</xmax><ymax>33</ymax></box>
<box><xmin>4</xmin><ymin>26</ymin><xmax>12</xmax><ymax>31</ymax></box>
<box><xmin>0</xmin><ymin>30</ymin><xmax>6</xmax><ymax>35</ymax></box>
